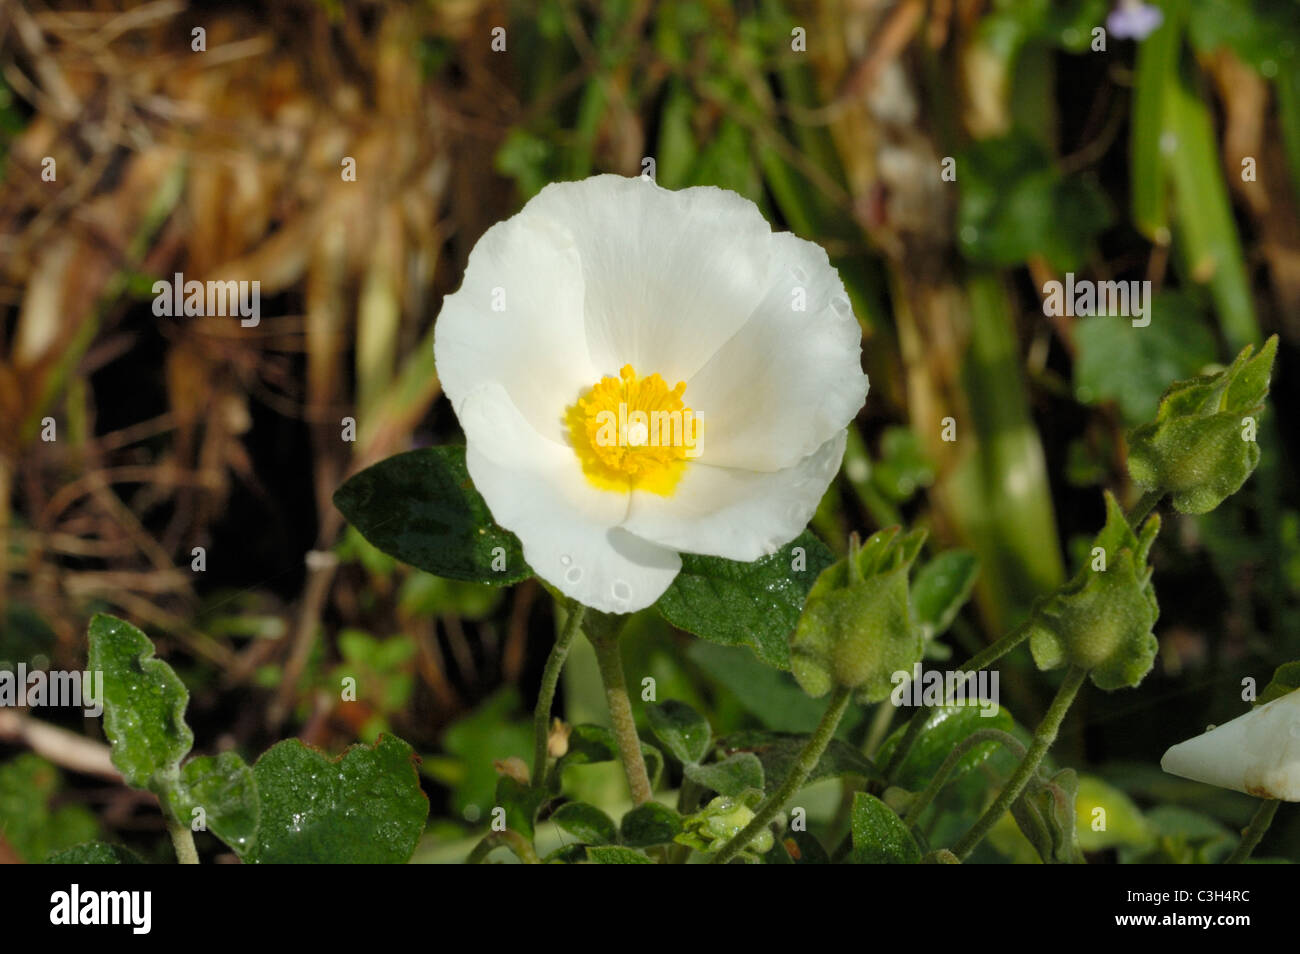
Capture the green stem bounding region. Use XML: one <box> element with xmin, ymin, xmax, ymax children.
<box><xmin>467</xmin><ymin>829</ymin><xmax>540</xmax><ymax>864</ymax></box>
<box><xmin>1225</xmin><ymin>799</ymin><xmax>1279</xmax><ymax>864</ymax></box>
<box><xmin>710</xmin><ymin>686</ymin><xmax>853</xmax><ymax>865</ymax></box>
<box><xmin>882</xmin><ymin>624</ymin><xmax>1031</xmax><ymax>783</ymax></box>
<box><xmin>863</xmin><ymin>700</ymin><xmax>895</xmax><ymax>759</ymax></box>
<box><xmin>588</xmin><ymin>626</ymin><xmax>653</xmax><ymax>806</ymax></box>
<box><xmin>166</xmin><ymin>819</ymin><xmax>199</xmax><ymax>865</ymax></box>
<box><xmin>532</xmin><ymin>602</ymin><xmax>586</xmax><ymax>787</ymax></box>
<box><xmin>1128</xmin><ymin>490</ymin><xmax>1162</xmax><ymax>528</ymax></box>
<box><xmin>903</xmin><ymin>729</ymin><xmax>1027</xmax><ymax>829</ymax></box>
<box><xmin>950</xmin><ymin>665</ymin><xmax>1087</xmax><ymax>860</ymax></box>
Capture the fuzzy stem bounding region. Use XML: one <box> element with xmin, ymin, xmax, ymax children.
<box><xmin>1225</xmin><ymin>799</ymin><xmax>1280</xmax><ymax>864</ymax></box>
<box><xmin>903</xmin><ymin>729</ymin><xmax>1027</xmax><ymax>829</ymax></box>
<box><xmin>166</xmin><ymin>819</ymin><xmax>199</xmax><ymax>865</ymax></box>
<box><xmin>532</xmin><ymin>602</ymin><xmax>585</xmax><ymax>787</ymax></box>
<box><xmin>589</xmin><ymin>626</ymin><xmax>653</xmax><ymax>806</ymax></box>
<box><xmin>951</xmin><ymin>665</ymin><xmax>1087</xmax><ymax>860</ymax></box>
<box><xmin>710</xmin><ymin>686</ymin><xmax>853</xmax><ymax>865</ymax></box>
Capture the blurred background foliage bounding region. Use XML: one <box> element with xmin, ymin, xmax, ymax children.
<box><xmin>1</xmin><ymin>0</ymin><xmax>1298</xmax><ymax>863</ymax></box>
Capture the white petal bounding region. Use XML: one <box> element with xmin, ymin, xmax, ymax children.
<box><xmin>458</xmin><ymin>384</ymin><xmax>681</xmax><ymax>613</ymax></box>
<box><xmin>1160</xmin><ymin>690</ymin><xmax>1300</xmax><ymax>801</ymax></box>
<box><xmin>434</xmin><ymin>212</ymin><xmax>594</xmax><ymax>444</ymax></box>
<box><xmin>524</xmin><ymin>175</ymin><xmax>777</xmax><ymax>383</ymax></box>
<box><xmin>685</xmin><ymin>233</ymin><xmax>868</xmax><ymax>471</ymax></box>
<box><xmin>622</xmin><ymin>430</ymin><xmax>847</xmax><ymax>562</ymax></box>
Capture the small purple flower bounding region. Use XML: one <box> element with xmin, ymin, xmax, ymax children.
<box><xmin>1107</xmin><ymin>0</ymin><xmax>1164</xmax><ymax>40</ymax></box>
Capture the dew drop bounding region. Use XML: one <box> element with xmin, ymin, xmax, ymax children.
<box><xmin>559</xmin><ymin>554</ymin><xmax>572</xmax><ymax>567</ymax></box>
<box><xmin>611</xmin><ymin>579</ymin><xmax>632</xmax><ymax>602</ymax></box>
<box><xmin>565</xmin><ymin>566</ymin><xmax>584</xmax><ymax>584</ymax></box>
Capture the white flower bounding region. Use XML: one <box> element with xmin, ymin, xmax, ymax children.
<box><xmin>1160</xmin><ymin>689</ymin><xmax>1300</xmax><ymax>801</ymax></box>
<box><xmin>433</xmin><ymin>175</ymin><xmax>868</xmax><ymax>613</ymax></box>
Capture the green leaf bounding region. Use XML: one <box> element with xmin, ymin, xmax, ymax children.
<box><xmin>559</xmin><ymin>724</ymin><xmax>620</xmax><ymax>767</ymax></box>
<box><xmin>686</xmin><ymin>641</ymin><xmax>851</xmax><ymax>733</ymax></box>
<box><xmin>646</xmin><ymin>700</ymin><xmax>711</xmax><ymax>764</ymax></box>
<box><xmin>586</xmin><ymin>845</ymin><xmax>653</xmax><ymax>864</ymax></box>
<box><xmin>173</xmin><ymin>752</ymin><xmax>259</xmax><ymax>857</ymax></box>
<box><xmin>46</xmin><ymin>842</ymin><xmax>145</xmax><ymax>864</ymax></box>
<box><xmin>620</xmin><ymin>802</ymin><xmax>684</xmax><ymax>847</ymax></box>
<box><xmin>850</xmin><ymin>792</ymin><xmax>921</xmax><ymax>864</ymax></box>
<box><xmin>717</xmin><ymin>730</ymin><xmax>878</xmax><ymax>792</ymax></box>
<box><xmin>876</xmin><ymin>703</ymin><xmax>1016</xmax><ymax>791</ymax></box>
<box><xmin>641</xmin><ymin>743</ymin><xmax>665</xmax><ymax>791</ymax></box>
<box><xmin>656</xmin><ymin>530</ymin><xmax>835</xmax><ymax>669</ymax></box>
<box><xmin>248</xmin><ymin>735</ymin><xmax>428</xmax><ymax>864</ymax></box>
<box><xmin>87</xmin><ymin>614</ymin><xmax>193</xmax><ymax>792</ymax></box>
<box><xmin>1257</xmin><ymin>660</ymin><xmax>1300</xmax><ymax>706</ymax></box>
<box><xmin>684</xmin><ymin>753</ymin><xmax>765</xmax><ymax>797</ymax></box>
<box><xmin>332</xmin><ymin>446</ymin><xmax>531</xmax><ymax>585</ymax></box>
<box><xmin>911</xmin><ymin>550</ymin><xmax>980</xmax><ymax>640</ymax></box>
<box><xmin>493</xmin><ymin>775</ymin><xmax>549</xmax><ymax>840</ymax></box>
<box><xmin>551</xmin><ymin>802</ymin><xmax>618</xmax><ymax>846</ymax></box>
<box><xmin>1075</xmin><ymin>774</ymin><xmax>1152</xmax><ymax>852</ymax></box>
<box><xmin>958</xmin><ymin>129</ymin><xmax>1111</xmax><ymax>271</ymax></box>
<box><xmin>871</xmin><ymin>427</ymin><xmax>936</xmax><ymax>503</ymax></box>
<box><xmin>1074</xmin><ymin>296</ymin><xmax>1218</xmax><ymax>426</ymax></box>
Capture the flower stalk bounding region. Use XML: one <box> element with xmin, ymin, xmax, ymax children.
<box><xmin>166</xmin><ymin>818</ymin><xmax>199</xmax><ymax>865</ymax></box>
<box><xmin>588</xmin><ymin>625</ymin><xmax>653</xmax><ymax>806</ymax></box>
<box><xmin>711</xmin><ymin>686</ymin><xmax>853</xmax><ymax>865</ymax></box>
<box><xmin>1224</xmin><ymin>799</ymin><xmax>1280</xmax><ymax>864</ymax></box>
<box><xmin>532</xmin><ymin>601</ymin><xmax>586</xmax><ymax>787</ymax></box>
<box><xmin>951</xmin><ymin>665</ymin><xmax>1087</xmax><ymax>860</ymax></box>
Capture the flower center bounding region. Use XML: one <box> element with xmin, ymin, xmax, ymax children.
<box><xmin>565</xmin><ymin>364</ymin><xmax>700</xmax><ymax>496</ymax></box>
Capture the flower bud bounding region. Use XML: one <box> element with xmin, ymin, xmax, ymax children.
<box><xmin>1161</xmin><ymin>688</ymin><xmax>1300</xmax><ymax>800</ymax></box>
<box><xmin>547</xmin><ymin>718</ymin><xmax>571</xmax><ymax>759</ymax></box>
<box><xmin>676</xmin><ymin>794</ymin><xmax>775</xmax><ymax>856</ymax></box>
<box><xmin>1027</xmin><ymin>491</ymin><xmax>1160</xmax><ymax>690</ymax></box>
<box><xmin>493</xmin><ymin>756</ymin><xmax>530</xmax><ymax>786</ymax></box>
<box><xmin>1127</xmin><ymin>336</ymin><xmax>1277</xmax><ymax>514</ymax></box>
<box><xmin>790</xmin><ymin>527</ymin><xmax>926</xmax><ymax>702</ymax></box>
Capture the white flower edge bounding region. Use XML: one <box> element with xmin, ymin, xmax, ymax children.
<box><xmin>433</xmin><ymin>175</ymin><xmax>868</xmax><ymax>613</ymax></box>
<box><xmin>1160</xmin><ymin>688</ymin><xmax>1300</xmax><ymax>801</ymax></box>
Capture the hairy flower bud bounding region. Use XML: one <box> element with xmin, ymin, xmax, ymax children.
<box><xmin>1127</xmin><ymin>336</ymin><xmax>1277</xmax><ymax>515</ymax></box>
<box><xmin>1027</xmin><ymin>492</ymin><xmax>1160</xmax><ymax>690</ymax></box>
<box><xmin>790</xmin><ymin>527</ymin><xmax>926</xmax><ymax>702</ymax></box>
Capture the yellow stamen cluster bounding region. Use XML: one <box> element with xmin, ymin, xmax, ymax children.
<box><xmin>565</xmin><ymin>364</ymin><xmax>697</xmax><ymax>496</ymax></box>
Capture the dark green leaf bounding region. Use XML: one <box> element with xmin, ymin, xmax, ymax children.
<box><xmin>850</xmin><ymin>792</ymin><xmax>921</xmax><ymax>864</ymax></box>
<box><xmin>551</xmin><ymin>802</ymin><xmax>618</xmax><ymax>846</ymax></box>
<box><xmin>877</xmin><ymin>702</ymin><xmax>1016</xmax><ymax>791</ymax></box>
<box><xmin>646</xmin><ymin>700</ymin><xmax>711</xmax><ymax>764</ymax></box>
<box><xmin>656</xmin><ymin>531</ymin><xmax>835</xmax><ymax>669</ymax></box>
<box><xmin>332</xmin><ymin>446</ymin><xmax>531</xmax><ymax>585</ymax></box>
<box><xmin>586</xmin><ymin>845</ymin><xmax>653</xmax><ymax>864</ymax></box>
<box><xmin>493</xmin><ymin>775</ymin><xmax>548</xmax><ymax>841</ymax></box>
<box><xmin>87</xmin><ymin>614</ymin><xmax>193</xmax><ymax>791</ymax></box>
<box><xmin>0</xmin><ymin>755</ymin><xmax>99</xmax><ymax>863</ymax></box>
<box><xmin>559</xmin><ymin>724</ymin><xmax>620</xmax><ymax>767</ymax></box>
<box><xmin>620</xmin><ymin>802</ymin><xmax>683</xmax><ymax>847</ymax></box>
<box><xmin>717</xmin><ymin>731</ymin><xmax>878</xmax><ymax>792</ymax></box>
<box><xmin>173</xmin><ymin>752</ymin><xmax>258</xmax><ymax>857</ymax></box>
<box><xmin>249</xmin><ymin>735</ymin><xmax>428</xmax><ymax>864</ymax></box>
<box><xmin>46</xmin><ymin>842</ymin><xmax>144</xmax><ymax>865</ymax></box>
<box><xmin>641</xmin><ymin>743</ymin><xmax>665</xmax><ymax>791</ymax></box>
<box><xmin>1074</xmin><ymin>296</ymin><xmax>1217</xmax><ymax>426</ymax></box>
<box><xmin>911</xmin><ymin>550</ymin><xmax>980</xmax><ymax>639</ymax></box>
<box><xmin>683</xmin><ymin>753</ymin><xmax>765</xmax><ymax>797</ymax></box>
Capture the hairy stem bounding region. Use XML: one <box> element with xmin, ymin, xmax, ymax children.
<box><xmin>710</xmin><ymin>686</ymin><xmax>853</xmax><ymax>865</ymax></box>
<box><xmin>882</xmin><ymin>624</ymin><xmax>1031</xmax><ymax>783</ymax></box>
<box><xmin>532</xmin><ymin>601</ymin><xmax>585</xmax><ymax>787</ymax></box>
<box><xmin>951</xmin><ymin>665</ymin><xmax>1087</xmax><ymax>860</ymax></box>
<box><xmin>1225</xmin><ymin>798</ymin><xmax>1280</xmax><ymax>864</ymax></box>
<box><xmin>589</xmin><ymin>627</ymin><xmax>653</xmax><ymax>806</ymax></box>
<box><xmin>903</xmin><ymin>729</ymin><xmax>1027</xmax><ymax>829</ymax></box>
<box><xmin>166</xmin><ymin>818</ymin><xmax>199</xmax><ymax>865</ymax></box>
